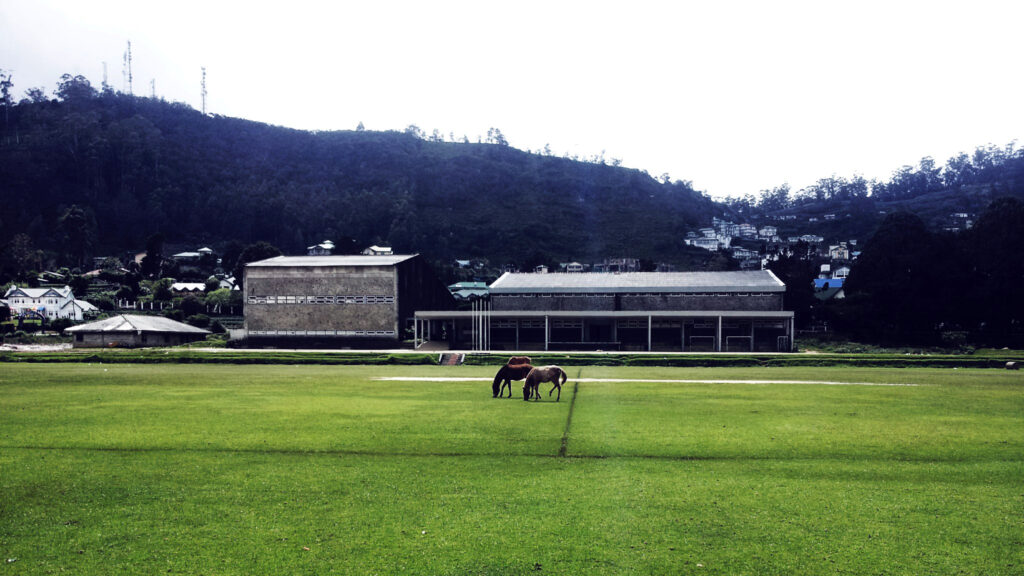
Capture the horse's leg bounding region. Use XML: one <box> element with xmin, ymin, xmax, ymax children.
<box><xmin>549</xmin><ymin>382</ymin><xmax>561</xmax><ymax>401</ymax></box>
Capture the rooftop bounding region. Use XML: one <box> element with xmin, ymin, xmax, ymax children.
<box><xmin>246</xmin><ymin>255</ymin><xmax>417</xmax><ymax>268</ymax></box>
<box><xmin>64</xmin><ymin>314</ymin><xmax>210</xmax><ymax>334</ymax></box>
<box><xmin>489</xmin><ymin>270</ymin><xmax>785</xmax><ymax>294</ymax></box>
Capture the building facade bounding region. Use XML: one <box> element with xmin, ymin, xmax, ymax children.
<box><xmin>242</xmin><ymin>254</ymin><xmax>453</xmax><ymax>347</ymax></box>
<box><xmin>3</xmin><ymin>285</ymin><xmax>95</xmax><ymax>321</ymax></box>
<box><xmin>414</xmin><ymin>270</ymin><xmax>794</xmax><ymax>352</ymax></box>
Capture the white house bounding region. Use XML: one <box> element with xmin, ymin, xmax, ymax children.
<box><xmin>3</xmin><ymin>285</ymin><xmax>96</xmax><ymax>321</ymax></box>
<box><xmin>307</xmin><ymin>240</ymin><xmax>335</xmax><ymax>256</ymax></box>
<box><xmin>362</xmin><ymin>245</ymin><xmax>393</xmax><ymax>256</ymax></box>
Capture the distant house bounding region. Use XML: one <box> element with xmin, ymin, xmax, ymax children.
<box><xmin>307</xmin><ymin>240</ymin><xmax>335</xmax><ymax>256</ymax></box>
<box><xmin>362</xmin><ymin>245</ymin><xmax>393</xmax><ymax>256</ymax></box>
<box><xmin>737</xmin><ymin>223</ymin><xmax>758</xmax><ymax>238</ymax></box>
<box><xmin>454</xmin><ymin>259</ymin><xmax>472</xmax><ymax>269</ymax></box>
<box><xmin>171</xmin><ymin>251</ymin><xmax>202</xmax><ymax>263</ymax></box>
<box><xmin>732</xmin><ymin>247</ymin><xmax>758</xmax><ymax>260</ymax></box>
<box><xmin>448</xmin><ymin>281</ymin><xmax>490</xmax><ymax>301</ymax></box>
<box><xmin>563</xmin><ymin>262</ymin><xmax>585</xmax><ymax>273</ymax></box>
<box><xmin>3</xmin><ymin>285</ymin><xmax>95</xmax><ymax>321</ymax></box>
<box><xmin>833</xmin><ymin>265</ymin><xmax>851</xmax><ymax>279</ymax></box>
<box><xmin>813</xmin><ymin>277</ymin><xmax>845</xmax><ymax>301</ymax></box>
<box><xmin>593</xmin><ymin>258</ymin><xmax>640</xmax><ymax>273</ymax></box>
<box><xmin>691</xmin><ymin>237</ymin><xmax>721</xmax><ymax>251</ymax></box>
<box><xmin>758</xmin><ymin>226</ymin><xmax>778</xmax><ymax>239</ymax></box>
<box><xmin>65</xmin><ymin>314</ymin><xmax>210</xmax><ymax>348</ymax></box>
<box><xmin>534</xmin><ymin>264</ymin><xmax>549</xmax><ymax>274</ymax></box>
<box><xmin>829</xmin><ymin>242</ymin><xmax>850</xmax><ymax>261</ymax></box>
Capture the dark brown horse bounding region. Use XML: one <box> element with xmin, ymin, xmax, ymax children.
<box><xmin>523</xmin><ymin>365</ymin><xmax>568</xmax><ymax>402</ymax></box>
<box><xmin>492</xmin><ymin>357</ymin><xmax>534</xmax><ymax>398</ymax></box>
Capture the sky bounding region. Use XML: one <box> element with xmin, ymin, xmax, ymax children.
<box><xmin>1</xmin><ymin>0</ymin><xmax>1022</xmax><ymax>198</ymax></box>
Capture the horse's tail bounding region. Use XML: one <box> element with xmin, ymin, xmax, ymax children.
<box><xmin>559</xmin><ymin>368</ymin><xmax>568</xmax><ymax>385</ymax></box>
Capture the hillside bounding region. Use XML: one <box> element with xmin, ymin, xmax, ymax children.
<box><xmin>0</xmin><ymin>76</ymin><xmax>721</xmax><ymax>270</ymax></box>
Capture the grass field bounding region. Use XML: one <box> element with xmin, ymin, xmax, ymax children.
<box><xmin>1</xmin><ymin>364</ymin><xmax>1021</xmax><ymax>575</ymax></box>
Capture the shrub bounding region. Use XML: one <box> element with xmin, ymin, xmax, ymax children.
<box><xmin>50</xmin><ymin>318</ymin><xmax>74</xmax><ymax>333</ymax></box>
<box><xmin>186</xmin><ymin>314</ymin><xmax>211</xmax><ymax>329</ymax></box>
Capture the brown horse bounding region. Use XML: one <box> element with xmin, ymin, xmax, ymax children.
<box><xmin>523</xmin><ymin>365</ymin><xmax>568</xmax><ymax>402</ymax></box>
<box><xmin>492</xmin><ymin>362</ymin><xmax>534</xmax><ymax>398</ymax></box>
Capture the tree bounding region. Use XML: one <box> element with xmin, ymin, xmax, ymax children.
<box><xmin>842</xmin><ymin>213</ymin><xmax>943</xmax><ymax>342</ymax></box>
<box><xmin>141</xmin><ymin>233</ymin><xmax>164</xmax><ymax>278</ymax></box>
<box><xmin>204</xmin><ymin>275</ymin><xmax>220</xmax><ymax>293</ymax></box>
<box><xmin>152</xmin><ymin>278</ymin><xmax>174</xmax><ymax>302</ymax></box>
<box><xmin>54</xmin><ymin>74</ymin><xmax>97</xmax><ymax>103</ymax></box>
<box><xmin>0</xmin><ymin>69</ymin><xmax>12</xmax><ymax>129</ymax></box>
<box><xmin>57</xmin><ymin>205</ymin><xmax>95</xmax><ymax>269</ymax></box>
<box><xmin>232</xmin><ymin>242</ymin><xmax>282</xmax><ymax>292</ymax></box>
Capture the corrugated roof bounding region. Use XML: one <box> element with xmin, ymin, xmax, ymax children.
<box><xmin>246</xmin><ymin>255</ymin><xmax>416</xmax><ymax>268</ymax></box>
<box><xmin>65</xmin><ymin>314</ymin><xmax>210</xmax><ymax>334</ymax></box>
<box><xmin>489</xmin><ymin>270</ymin><xmax>785</xmax><ymax>294</ymax></box>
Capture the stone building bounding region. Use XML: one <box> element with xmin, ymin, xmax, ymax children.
<box><xmin>64</xmin><ymin>314</ymin><xmax>210</xmax><ymax>348</ymax></box>
<box><xmin>414</xmin><ymin>270</ymin><xmax>794</xmax><ymax>352</ymax></box>
<box><xmin>242</xmin><ymin>254</ymin><xmax>454</xmax><ymax>348</ymax></box>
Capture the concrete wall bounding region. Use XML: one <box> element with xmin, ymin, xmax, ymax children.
<box><xmin>71</xmin><ymin>332</ymin><xmax>201</xmax><ymax>348</ymax></box>
<box><xmin>245</xmin><ymin>265</ymin><xmax>398</xmax><ymax>334</ymax></box>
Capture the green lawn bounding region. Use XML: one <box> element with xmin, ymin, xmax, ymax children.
<box><xmin>1</xmin><ymin>364</ymin><xmax>1021</xmax><ymax>575</ymax></box>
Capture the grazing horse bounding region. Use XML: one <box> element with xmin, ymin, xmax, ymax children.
<box><xmin>492</xmin><ymin>363</ymin><xmax>534</xmax><ymax>398</ymax></box>
<box><xmin>523</xmin><ymin>365</ymin><xmax>568</xmax><ymax>402</ymax></box>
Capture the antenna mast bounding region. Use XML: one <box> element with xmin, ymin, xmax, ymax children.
<box><xmin>102</xmin><ymin>62</ymin><xmax>108</xmax><ymax>89</ymax></box>
<box><xmin>123</xmin><ymin>41</ymin><xmax>133</xmax><ymax>95</ymax></box>
<box><xmin>201</xmin><ymin>67</ymin><xmax>207</xmax><ymax>115</ymax></box>
<box><xmin>150</xmin><ymin>79</ymin><xmax>156</xmax><ymax>98</ymax></box>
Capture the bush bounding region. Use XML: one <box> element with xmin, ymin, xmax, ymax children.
<box><xmin>91</xmin><ymin>294</ymin><xmax>117</xmax><ymax>311</ymax></box>
<box><xmin>186</xmin><ymin>314</ymin><xmax>211</xmax><ymax>329</ymax></box>
<box><xmin>163</xmin><ymin>309</ymin><xmax>185</xmax><ymax>322</ymax></box>
<box><xmin>210</xmin><ymin>320</ymin><xmax>226</xmax><ymax>334</ymax></box>
<box><xmin>50</xmin><ymin>318</ymin><xmax>74</xmax><ymax>333</ymax></box>
<box><xmin>180</xmin><ymin>295</ymin><xmax>204</xmax><ymax>317</ymax></box>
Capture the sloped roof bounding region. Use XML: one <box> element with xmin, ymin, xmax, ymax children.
<box><xmin>5</xmin><ymin>285</ymin><xmax>72</xmax><ymax>299</ymax></box>
<box><xmin>490</xmin><ymin>270</ymin><xmax>785</xmax><ymax>294</ymax></box>
<box><xmin>246</xmin><ymin>255</ymin><xmax>416</xmax><ymax>268</ymax></box>
<box><xmin>64</xmin><ymin>314</ymin><xmax>210</xmax><ymax>334</ymax></box>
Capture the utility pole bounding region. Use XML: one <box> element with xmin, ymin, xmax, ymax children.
<box><xmin>150</xmin><ymin>78</ymin><xmax>156</xmax><ymax>98</ymax></box>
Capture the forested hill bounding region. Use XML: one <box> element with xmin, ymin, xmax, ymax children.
<box><xmin>723</xmin><ymin>145</ymin><xmax>1024</xmax><ymax>240</ymax></box>
<box><xmin>0</xmin><ymin>75</ymin><xmax>721</xmax><ymax>268</ymax></box>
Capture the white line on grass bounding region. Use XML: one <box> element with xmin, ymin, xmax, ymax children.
<box><xmin>373</xmin><ymin>377</ymin><xmax>922</xmax><ymax>387</ymax></box>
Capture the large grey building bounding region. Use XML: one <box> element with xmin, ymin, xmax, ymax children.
<box><xmin>414</xmin><ymin>270</ymin><xmax>794</xmax><ymax>352</ymax></box>
<box><xmin>243</xmin><ymin>254</ymin><xmax>454</xmax><ymax>347</ymax></box>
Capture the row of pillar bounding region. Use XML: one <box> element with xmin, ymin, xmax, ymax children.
<box><xmin>413</xmin><ymin>315</ymin><xmax>793</xmax><ymax>352</ymax></box>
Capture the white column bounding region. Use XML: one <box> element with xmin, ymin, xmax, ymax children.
<box><xmin>545</xmin><ymin>316</ymin><xmax>549</xmax><ymax>351</ymax></box>
<box><xmin>716</xmin><ymin>316</ymin><xmax>722</xmax><ymax>352</ymax></box>
<box><xmin>790</xmin><ymin>316</ymin><xmax>795</xmax><ymax>351</ymax></box>
<box><xmin>414</xmin><ymin>318</ymin><xmax>419</xmax><ymax>349</ymax></box>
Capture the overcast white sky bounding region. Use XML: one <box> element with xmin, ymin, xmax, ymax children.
<box><xmin>2</xmin><ymin>0</ymin><xmax>1021</xmax><ymax>198</ymax></box>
